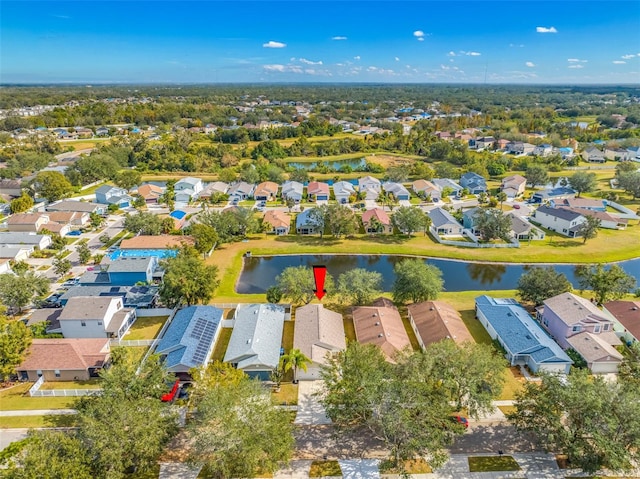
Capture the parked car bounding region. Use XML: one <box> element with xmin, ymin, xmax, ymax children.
<box><xmin>452</xmin><ymin>416</ymin><xmax>469</xmax><ymax>429</ymax></box>
<box><xmin>513</xmin><ymin>204</ymin><xmax>521</xmax><ymax>209</ymax></box>
<box><xmin>66</xmin><ymin>230</ymin><xmax>82</xmax><ymax>236</ymax></box>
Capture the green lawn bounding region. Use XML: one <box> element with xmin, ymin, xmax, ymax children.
<box><xmin>39</xmin><ymin>379</ymin><xmax>102</xmax><ymax>390</ymax></box>
<box><xmin>126</xmin><ymin>316</ymin><xmax>168</xmax><ymax>340</ymax></box>
<box><xmin>468</xmin><ymin>456</ymin><xmax>521</xmax><ymax>472</ymax></box>
<box><xmin>210</xmin><ymin>328</ymin><xmax>232</xmax><ymax>362</ymax></box>
<box><xmin>271</xmin><ymin>383</ymin><xmax>298</xmax><ymax>405</ymax></box>
<box><xmin>309</xmin><ymin>460</ymin><xmax>343</xmax><ymax>477</ymax></box>
<box><xmin>0</xmin><ymin>383</ymin><xmax>77</xmax><ymax>410</ymax></box>
<box><xmin>281</xmin><ymin>321</ymin><xmax>294</xmax><ymax>352</ymax></box>
<box><xmin>0</xmin><ymin>414</ymin><xmax>78</xmax><ymax>429</ymax></box>
<box><xmin>379</xmin><ymin>458</ymin><xmax>432</xmax><ymax>474</ymax></box>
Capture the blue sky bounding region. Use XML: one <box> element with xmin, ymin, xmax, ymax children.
<box><xmin>1</xmin><ymin>1</ymin><xmax>639</xmax><ymax>84</ymax></box>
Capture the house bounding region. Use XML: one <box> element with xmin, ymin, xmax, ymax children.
<box><xmin>95</xmin><ymin>185</ymin><xmax>132</xmax><ymax>208</ymax></box>
<box><xmin>0</xmin><ymin>246</ymin><xmax>33</xmax><ymax>261</ymax></box>
<box><xmin>407</xmin><ymin>301</ymin><xmax>473</xmax><ymax>349</ymax></box>
<box><xmin>174</xmin><ymin>177</ymin><xmax>204</xmax><ymax>203</ymax></box>
<box><xmin>460</xmin><ymin>172</ymin><xmax>487</xmax><ymax>194</ymax></box>
<box><xmin>604</xmin><ymin>147</ymin><xmax>632</xmax><ymax>161</ymax></box>
<box><xmin>432</xmin><ymin>178</ymin><xmax>463</xmax><ymax>197</ymax></box>
<box><xmin>293</xmin><ymin>304</ymin><xmax>346</xmax><ymax>380</ymax></box>
<box><xmin>382</xmin><ymin>182</ymin><xmax>410</xmax><ymax>201</ymax></box>
<box><xmin>16</xmin><ymin>338</ymin><xmax>110</xmax><ymax>382</ymax></box>
<box><xmin>352</xmin><ymin>298</ymin><xmax>411</xmax><ymax>362</ymax></box>
<box><xmin>307</xmin><ymin>181</ymin><xmax>330</xmax><ymax>201</ymax></box>
<box><xmin>500</xmin><ymin>174</ymin><xmax>527</xmax><ymax>199</ymax></box>
<box><xmin>506</xmin><ymin>141</ymin><xmax>536</xmax><ymax>155</ymax></box>
<box><xmin>155</xmin><ymin>306</ymin><xmax>223</xmax><ymax>376</ymax></box>
<box><xmin>626</xmin><ymin>146</ymin><xmax>640</xmax><ymax>162</ymax></box>
<box><xmin>296</xmin><ymin>209</ymin><xmax>320</xmax><ymax>235</ymax></box>
<box><xmin>602</xmin><ymin>300</ymin><xmax>640</xmax><ymax>343</ymax></box>
<box><xmin>0</xmin><ymin>232</ymin><xmax>52</xmax><ymax>250</ymax></box>
<box><xmin>106</xmin><ymin>256</ymin><xmax>158</xmax><ymax>285</ymax></box>
<box><xmin>281</xmin><ymin>181</ymin><xmax>304</xmax><ymax>203</ymax></box>
<box><xmin>58</xmin><ymin>296</ymin><xmax>136</xmax><ymax>339</ymax></box>
<box><xmin>96</xmin><ymin>127</ymin><xmax>110</xmax><ymax>137</ymax></box>
<box><xmin>362</xmin><ymin>208</ymin><xmax>392</xmax><ymax>234</ymax></box>
<box><xmin>333</xmin><ymin>181</ymin><xmax>356</xmax><ymax>204</ymax></box>
<box><xmin>6</xmin><ymin>213</ymin><xmax>49</xmax><ymax>233</ymax></box>
<box><xmin>358</xmin><ymin>176</ymin><xmax>382</xmax><ymax>200</ymax></box>
<box><xmin>560</xmin><ymin>207</ymin><xmax>627</xmax><ymax>230</ymax></box>
<box><xmin>505</xmin><ymin>211</ymin><xmax>546</xmax><ymax>240</ymax></box>
<box><xmin>0</xmin><ymin>179</ymin><xmax>23</xmax><ymax>197</ymax></box>
<box><xmin>475</xmin><ymin>296</ymin><xmax>572</xmax><ymax>374</ymax></box>
<box><xmin>428</xmin><ymin>207</ymin><xmax>464</xmax><ymax>235</ymax></box>
<box><xmin>137</xmin><ymin>184</ymin><xmax>165</xmax><ymax>204</ymax></box>
<box><xmin>263</xmin><ymin>210</ymin><xmax>291</xmax><ymax>235</ymax></box>
<box><xmin>198</xmin><ymin>181</ymin><xmax>229</xmax><ymax>201</ymax></box>
<box><xmin>59</xmin><ymin>285</ymin><xmax>159</xmax><ymax>309</ymax></box>
<box><xmin>46</xmin><ymin>211</ymin><xmax>90</xmax><ymax>227</ymax></box>
<box><xmin>119</xmin><ymin>235</ymin><xmax>194</xmax><ymax>251</ymax></box>
<box><xmin>254</xmin><ymin>181</ymin><xmax>279</xmax><ymax>201</ymax></box>
<box><xmin>25</xmin><ymin>309</ymin><xmax>63</xmax><ymax>334</ymax></box>
<box><xmin>565</xmin><ymin>332</ymin><xmax>623</xmax><ymax>373</ymax></box>
<box><xmin>533</xmin><ymin>144</ymin><xmax>553</xmax><ymax>157</ymax></box>
<box><xmin>47</xmin><ymin>200</ymin><xmax>107</xmax><ymax>215</ymax></box>
<box><xmin>227</xmin><ymin>181</ymin><xmax>255</xmax><ymax>200</ymax></box>
<box><xmin>551</xmin><ymin>197</ymin><xmax>606</xmax><ymax>212</ymax></box>
<box><xmin>536</xmin><ymin>292</ymin><xmax>621</xmax><ymax>350</ymax></box>
<box><xmin>470</xmin><ymin>136</ymin><xmax>495</xmax><ymax>150</ymax></box>
<box><xmin>223</xmin><ymin>303</ymin><xmax>286</xmax><ymax>380</ymax></box>
<box><xmin>531</xmin><ymin>205</ymin><xmax>587</xmax><ymax>237</ymax></box>
<box><xmin>556</xmin><ymin>147</ymin><xmax>575</xmax><ymax>159</ymax></box>
<box><xmin>412</xmin><ymin>179</ymin><xmax>441</xmax><ymax>202</ymax></box>
<box><xmin>530</xmin><ymin>187</ymin><xmax>576</xmax><ymax>204</ymax></box>
<box><xmin>582</xmin><ymin>146</ymin><xmax>606</xmax><ymax>163</ymax></box>
<box><xmin>461</xmin><ymin>207</ymin><xmax>482</xmax><ymax>233</ymax></box>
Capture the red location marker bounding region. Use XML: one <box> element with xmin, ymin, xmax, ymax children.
<box><xmin>313</xmin><ymin>265</ymin><xmax>327</xmax><ymax>300</ymax></box>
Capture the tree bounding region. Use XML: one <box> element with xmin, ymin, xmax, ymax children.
<box><xmin>52</xmin><ymin>255</ymin><xmax>72</xmax><ymax>277</ymax></box>
<box><xmin>496</xmin><ymin>191</ymin><xmax>507</xmax><ymax>209</ymax></box>
<box><xmin>160</xmin><ymin>247</ymin><xmax>220</xmax><ymax>307</ymax></box>
<box><xmin>474</xmin><ymin>208</ymin><xmax>511</xmax><ymax>242</ymax></box>
<box><xmin>568</xmin><ymin>171</ymin><xmax>597</xmax><ymax>197</ymax></box>
<box><xmin>276</xmin><ymin>265</ymin><xmax>334</xmax><ymax>305</ymax></box>
<box><xmin>337</xmin><ymin>268</ymin><xmax>383</xmax><ymax>306</ymax></box>
<box><xmin>385</xmin><ymin>165</ymin><xmax>411</xmax><ymax>183</ymax></box>
<box><xmin>3</xmin><ymin>430</ymin><xmax>93</xmax><ymax>479</ymax></box>
<box><xmin>123</xmin><ymin>212</ymin><xmax>163</xmax><ymax>235</ymax></box>
<box><xmin>325</xmin><ymin>204</ymin><xmax>358</xmax><ymax>237</ymax></box>
<box><xmin>507</xmin><ymin>370</ymin><xmax>640</xmax><ymax>474</ymax></box>
<box><xmin>577</xmin><ymin>215</ymin><xmax>601</xmax><ymax>244</ymax></box>
<box><xmin>0</xmin><ymin>271</ymin><xmax>49</xmax><ymax>314</ymax></box>
<box><xmin>265</xmin><ymin>286</ymin><xmax>283</xmax><ymax>304</ymax></box>
<box><xmin>392</xmin><ymin>259</ymin><xmax>443</xmax><ymax>304</ymax></box>
<box><xmin>575</xmin><ymin>264</ymin><xmax>636</xmax><ymax>305</ymax></box>
<box><xmin>9</xmin><ymin>193</ymin><xmax>33</xmax><ymax>214</ymax></box>
<box><xmin>31</xmin><ymin>171</ymin><xmax>73</xmax><ymax>202</ymax></box>
<box><xmin>392</xmin><ymin>206</ymin><xmax>430</xmax><ymax>235</ymax></box>
<box><xmin>285</xmin><ymin>196</ymin><xmax>296</xmax><ymax>212</ymax></box>
<box><xmin>89</xmin><ymin>212</ymin><xmax>104</xmax><ymax>229</ymax></box>
<box><xmin>114</xmin><ymin>170</ymin><xmax>142</xmax><ymax>190</ymax></box>
<box><xmin>76</xmin><ymin>348</ymin><xmax>178</xmax><ymax>478</ymax></box>
<box><xmin>288</xmin><ymin>169</ymin><xmax>309</xmax><ymax>183</ymax></box>
<box><xmin>199</xmin><ymin>207</ymin><xmax>260</xmax><ymax>243</ymax></box>
<box><xmin>524</xmin><ymin>164</ymin><xmax>549</xmax><ymax>187</ymax></box>
<box><xmin>281</xmin><ymin>348</ymin><xmax>310</xmax><ymax>384</ymax></box>
<box><xmin>188</xmin><ymin>368</ymin><xmax>294</xmax><ymax>478</ymax></box>
<box><xmin>76</xmin><ymin>242</ymin><xmax>92</xmax><ymax>265</ymax></box>
<box><xmin>189</xmin><ymin>223</ymin><xmax>218</xmax><ymax>256</ymax></box>
<box><xmin>516</xmin><ymin>267</ymin><xmax>572</xmax><ymax>306</ymax></box>
<box><xmin>0</xmin><ymin>314</ymin><xmax>32</xmax><ymax>381</ymax></box>
<box><xmin>617</xmin><ymin>171</ymin><xmax>640</xmax><ymax>199</ymax></box>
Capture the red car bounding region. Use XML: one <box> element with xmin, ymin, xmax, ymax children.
<box><xmin>453</xmin><ymin>415</ymin><xmax>469</xmax><ymax>428</ymax></box>
<box><xmin>512</xmin><ymin>204</ymin><xmax>521</xmax><ymax>209</ymax></box>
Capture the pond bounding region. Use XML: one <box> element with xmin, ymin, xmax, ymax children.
<box><xmin>286</xmin><ymin>157</ymin><xmax>367</xmax><ymax>171</ymax></box>
<box><xmin>236</xmin><ymin>254</ymin><xmax>640</xmax><ymax>294</ymax></box>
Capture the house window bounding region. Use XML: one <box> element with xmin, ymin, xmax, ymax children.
<box><xmin>603</xmin><ymin>324</ymin><xmax>610</xmax><ymax>331</ymax></box>
<box><xmin>97</xmin><ymin>321</ymin><xmax>103</xmax><ymax>326</ymax></box>
<box><xmin>594</xmin><ymin>325</ymin><xmax>601</xmax><ymax>333</ymax></box>
<box><xmin>81</xmin><ymin>321</ymin><xmax>86</xmax><ymax>327</ymax></box>
<box><xmin>572</xmin><ymin>325</ymin><xmax>582</xmax><ymax>332</ymax></box>
<box><xmin>36</xmin><ymin>370</ymin><xmax>42</xmax><ymax>377</ymax></box>
<box><xmin>55</xmin><ymin>370</ymin><xmax>61</xmax><ymax>378</ymax></box>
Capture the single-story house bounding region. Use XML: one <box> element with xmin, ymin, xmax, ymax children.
<box><xmin>198</xmin><ymin>181</ymin><xmax>229</xmax><ymax>200</ymax></box>
<box><xmin>95</xmin><ymin>185</ymin><xmax>132</xmax><ymax>208</ymax></box>
<box><xmin>604</xmin><ymin>147</ymin><xmax>632</xmax><ymax>162</ymax></box>
<box><xmin>0</xmin><ymin>179</ymin><xmax>23</xmax><ymax>197</ymax></box>
<box><xmin>531</xmin><ymin>205</ymin><xmax>587</xmax><ymax>237</ymax></box>
<box><xmin>428</xmin><ymin>207</ymin><xmax>464</xmax><ymax>235</ymax></box>
<box><xmin>254</xmin><ymin>181</ymin><xmax>279</xmax><ymax>201</ymax></box>
<box><xmin>352</xmin><ymin>298</ymin><xmax>411</xmax><ymax>363</ymax></box>
<box><xmin>332</xmin><ymin>181</ymin><xmax>356</xmax><ymax>204</ymax></box>
<box><xmin>6</xmin><ymin>213</ymin><xmax>49</xmax><ymax>233</ymax></box>
<box><xmin>358</xmin><ymin>176</ymin><xmax>382</xmax><ymax>200</ymax></box>
<box><xmin>602</xmin><ymin>300</ymin><xmax>640</xmax><ymax>344</ymax></box>
<box><xmin>155</xmin><ymin>305</ymin><xmax>223</xmax><ymax>376</ymax></box>
<box><xmin>565</xmin><ymin>332</ymin><xmax>623</xmax><ymax>374</ymax></box>
<box><xmin>174</xmin><ymin>177</ymin><xmax>204</xmax><ymax>203</ymax></box>
<box><xmin>227</xmin><ymin>181</ymin><xmax>255</xmax><ymax>200</ymax></box>
<box><xmin>46</xmin><ymin>211</ymin><xmax>90</xmax><ymax>227</ymax></box>
<box><xmin>46</xmin><ymin>200</ymin><xmax>107</xmax><ymax>215</ymax></box>
<box><xmin>362</xmin><ymin>208</ymin><xmax>392</xmax><ymax>234</ymax></box>
<box><xmin>119</xmin><ymin>235</ymin><xmax>194</xmax><ymax>250</ymax></box>
<box><xmin>224</xmin><ymin>303</ymin><xmax>286</xmax><ymax>380</ymax></box>
<box><xmin>530</xmin><ymin>187</ymin><xmax>576</xmax><ymax>204</ymax></box>
<box><xmin>25</xmin><ymin>308</ymin><xmax>63</xmax><ymax>334</ymax></box>
<box><xmin>460</xmin><ymin>172</ymin><xmax>487</xmax><ymax>194</ymax></box>
<box><xmin>551</xmin><ymin>197</ymin><xmax>606</xmax><ymax>212</ymax></box>
<box><xmin>500</xmin><ymin>174</ymin><xmax>527</xmax><ymax>199</ymax></box>
<box><xmin>475</xmin><ymin>295</ymin><xmax>572</xmax><ymax>374</ymax></box>
<box><xmin>307</xmin><ymin>181</ymin><xmax>330</xmax><ymax>201</ymax></box>
<box><xmin>0</xmin><ymin>232</ymin><xmax>52</xmax><ymax>250</ymax></box>
<box><xmin>382</xmin><ymin>182</ymin><xmax>410</xmax><ymax>201</ymax></box>
<box><xmin>17</xmin><ymin>338</ymin><xmax>110</xmax><ymax>382</ymax></box>
<box><xmin>408</xmin><ymin>301</ymin><xmax>473</xmax><ymax>349</ymax></box>
<box><xmin>263</xmin><ymin>210</ymin><xmax>291</xmax><ymax>235</ymax></box>
<box><xmin>432</xmin><ymin>178</ymin><xmax>463</xmax><ymax>197</ymax></box>
<box><xmin>582</xmin><ymin>146</ymin><xmax>606</xmax><ymax>163</ymax></box>
<box><xmin>293</xmin><ymin>304</ymin><xmax>346</xmax><ymax>380</ymax></box>
<box><xmin>281</xmin><ymin>181</ymin><xmax>304</xmax><ymax>203</ymax></box>
<box><xmin>296</xmin><ymin>209</ymin><xmax>321</xmax><ymax>235</ymax></box>
<box><xmin>0</xmin><ymin>246</ymin><xmax>33</xmax><ymax>261</ymax></box>
<box><xmin>506</xmin><ymin>211</ymin><xmax>546</xmax><ymax>241</ymax></box>
<box><xmin>412</xmin><ymin>179</ymin><xmax>441</xmax><ymax>201</ymax></box>
<box><xmin>58</xmin><ymin>296</ymin><xmax>136</xmax><ymax>339</ymax></box>
<box><xmin>137</xmin><ymin>184</ymin><xmax>165</xmax><ymax>204</ymax></box>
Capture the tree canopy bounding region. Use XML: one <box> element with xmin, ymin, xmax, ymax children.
<box><xmin>0</xmin><ymin>271</ymin><xmax>49</xmax><ymax>314</ymax></box>
<box><xmin>392</xmin><ymin>206</ymin><xmax>430</xmax><ymax>235</ymax></box>
<box><xmin>275</xmin><ymin>265</ymin><xmax>335</xmax><ymax>305</ymax></box>
<box><xmin>160</xmin><ymin>246</ymin><xmax>220</xmax><ymax>307</ymax></box>
<box><xmin>568</xmin><ymin>171</ymin><xmax>597</xmax><ymax>197</ymax></box>
<box><xmin>575</xmin><ymin>263</ymin><xmax>636</xmax><ymax>305</ymax></box>
<box><xmin>0</xmin><ymin>313</ymin><xmax>32</xmax><ymax>381</ymax></box>
<box><xmin>392</xmin><ymin>259</ymin><xmax>443</xmax><ymax>304</ymax></box>
<box><xmin>473</xmin><ymin>208</ymin><xmax>511</xmax><ymax>242</ymax></box>
<box><xmin>337</xmin><ymin>268</ymin><xmax>383</xmax><ymax>306</ymax></box>
<box><xmin>31</xmin><ymin>171</ymin><xmax>74</xmax><ymax>202</ymax></box>
<box><xmin>516</xmin><ymin>266</ymin><xmax>572</xmax><ymax>306</ymax></box>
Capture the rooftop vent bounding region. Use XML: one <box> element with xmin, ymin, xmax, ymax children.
<box><xmin>378</xmin><ymin>333</ymin><xmax>383</xmax><ymax>338</ymax></box>
<box><xmin>375</xmin><ymin>322</ymin><xmax>380</xmax><ymax>326</ymax></box>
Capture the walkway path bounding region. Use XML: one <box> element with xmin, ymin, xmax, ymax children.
<box><xmin>338</xmin><ymin>459</ymin><xmax>381</xmax><ymax>479</ymax></box>
<box><xmin>0</xmin><ymin>409</ymin><xmax>77</xmax><ymax>417</ymax></box>
<box><xmin>294</xmin><ymin>380</ymin><xmax>331</xmax><ymax>425</ymax></box>
<box><xmin>158</xmin><ymin>463</ymin><xmax>201</xmax><ymax>479</ymax></box>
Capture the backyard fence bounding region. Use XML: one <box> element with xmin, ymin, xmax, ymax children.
<box><xmin>109</xmin><ymin>339</ymin><xmax>155</xmax><ymax>347</ymax></box>
<box><xmin>29</xmin><ymin>376</ymin><xmax>102</xmax><ymax>397</ymax></box>
<box><xmin>429</xmin><ymin>228</ymin><xmax>520</xmax><ymax>248</ymax></box>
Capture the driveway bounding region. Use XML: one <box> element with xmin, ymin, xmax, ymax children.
<box><xmin>294</xmin><ymin>380</ymin><xmax>331</xmax><ymax>425</ymax></box>
<box><xmin>338</xmin><ymin>459</ymin><xmax>380</xmax><ymax>479</ymax></box>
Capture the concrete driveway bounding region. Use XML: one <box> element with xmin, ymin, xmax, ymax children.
<box><xmin>338</xmin><ymin>459</ymin><xmax>380</xmax><ymax>479</ymax></box>
<box><xmin>294</xmin><ymin>380</ymin><xmax>331</xmax><ymax>425</ymax></box>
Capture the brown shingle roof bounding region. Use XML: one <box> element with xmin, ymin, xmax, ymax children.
<box><xmin>565</xmin><ymin>332</ymin><xmax>623</xmax><ymax>364</ymax></box>
<box><xmin>263</xmin><ymin>210</ymin><xmax>291</xmax><ymax>229</ymax></box>
<box><xmin>18</xmin><ymin>338</ymin><xmax>110</xmax><ymax>371</ymax></box>
<box><xmin>362</xmin><ymin>208</ymin><xmax>391</xmax><ymax>226</ymax></box>
<box><xmin>604</xmin><ymin>300</ymin><xmax>640</xmax><ymax>340</ymax></box>
<box><xmin>119</xmin><ymin>235</ymin><xmax>194</xmax><ymax>250</ymax></box>
<box><xmin>137</xmin><ymin>184</ymin><xmax>164</xmax><ymax>200</ymax></box>
<box><xmin>307</xmin><ymin>181</ymin><xmax>330</xmax><ymax>195</ymax></box>
<box><xmin>407</xmin><ymin>301</ymin><xmax>473</xmax><ymax>347</ymax></box>
<box><xmin>353</xmin><ymin>299</ymin><xmax>411</xmax><ymax>362</ymax></box>
<box><xmin>293</xmin><ymin>304</ymin><xmax>346</xmax><ymax>365</ymax></box>
<box><xmin>6</xmin><ymin>213</ymin><xmax>43</xmax><ymax>225</ymax></box>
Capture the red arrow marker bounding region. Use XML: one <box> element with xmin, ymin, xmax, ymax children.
<box><xmin>313</xmin><ymin>265</ymin><xmax>327</xmax><ymax>300</ymax></box>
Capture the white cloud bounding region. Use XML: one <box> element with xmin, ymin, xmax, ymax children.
<box><xmin>509</xmin><ymin>43</ymin><xmax>525</xmax><ymax>48</ymax></box>
<box><xmin>263</xmin><ymin>40</ymin><xmax>286</xmax><ymax>48</ymax></box>
<box><xmin>536</xmin><ymin>26</ymin><xmax>558</xmax><ymax>33</ymax></box>
<box><xmin>263</xmin><ymin>64</ymin><xmax>286</xmax><ymax>72</ymax></box>
<box><xmin>567</xmin><ymin>58</ymin><xmax>588</xmax><ymax>63</ymax></box>
<box><xmin>525</xmin><ymin>61</ymin><xmax>535</xmax><ymax>67</ymax></box>
<box><xmin>417</xmin><ymin>37</ymin><xmax>424</xmax><ymax>42</ymax></box>
<box><xmin>613</xmin><ymin>60</ymin><xmax>626</xmax><ymax>64</ymax></box>
<box><xmin>622</xmin><ymin>54</ymin><xmax>636</xmax><ymax>59</ymax></box>
<box><xmin>298</xmin><ymin>58</ymin><xmax>323</xmax><ymax>65</ymax></box>
<box><xmin>459</xmin><ymin>51</ymin><xmax>481</xmax><ymax>56</ymax></box>
<box><xmin>395</xmin><ymin>57</ymin><xmax>400</xmax><ymax>61</ymax></box>
<box><xmin>448</xmin><ymin>51</ymin><xmax>456</xmax><ymax>57</ymax></box>
<box><xmin>353</xmin><ymin>56</ymin><xmax>361</xmax><ymax>61</ymax></box>
<box><xmin>331</xmin><ymin>36</ymin><xmax>347</xmax><ymax>41</ymax></box>
<box><xmin>413</xmin><ymin>30</ymin><xmax>425</xmax><ymax>38</ymax></box>
<box><xmin>568</xmin><ymin>64</ymin><xmax>584</xmax><ymax>69</ymax></box>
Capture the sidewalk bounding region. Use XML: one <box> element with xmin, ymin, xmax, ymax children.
<box><xmin>0</xmin><ymin>409</ymin><xmax>77</xmax><ymax>417</ymax></box>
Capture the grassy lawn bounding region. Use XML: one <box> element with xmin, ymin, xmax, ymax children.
<box><xmin>498</xmin><ymin>405</ymin><xmax>517</xmax><ymax>415</ymax></box>
<box><xmin>210</xmin><ymin>327</ymin><xmax>232</xmax><ymax>362</ymax></box>
<box><xmin>127</xmin><ymin>346</ymin><xmax>149</xmax><ymax>365</ymax></box>
<box><xmin>71</xmin><ymin>181</ymin><xmax>108</xmax><ymax>197</ymax></box>
<box><xmin>271</xmin><ymin>383</ymin><xmax>298</xmax><ymax>405</ymax></box>
<box><xmin>468</xmin><ymin>456</ymin><xmax>521</xmax><ymax>472</ymax></box>
<box><xmin>281</xmin><ymin>321</ymin><xmax>295</xmax><ymax>352</ymax></box>
<box><xmin>39</xmin><ymin>379</ymin><xmax>102</xmax><ymax>390</ymax></box>
<box><xmin>379</xmin><ymin>458</ymin><xmax>432</xmax><ymax>474</ymax></box>
<box><xmin>0</xmin><ymin>383</ymin><xmax>77</xmax><ymax>410</ymax></box>
<box><xmin>309</xmin><ymin>460</ymin><xmax>343</xmax><ymax>477</ymax></box>
<box><xmin>126</xmin><ymin>316</ymin><xmax>168</xmax><ymax>340</ymax></box>
<box><xmin>0</xmin><ymin>414</ymin><xmax>78</xmax><ymax>429</ymax></box>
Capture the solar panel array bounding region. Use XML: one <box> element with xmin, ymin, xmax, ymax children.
<box><xmin>189</xmin><ymin>317</ymin><xmax>217</xmax><ymax>364</ymax></box>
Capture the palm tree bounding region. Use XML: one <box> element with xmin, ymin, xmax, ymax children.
<box><xmin>496</xmin><ymin>191</ymin><xmax>507</xmax><ymax>210</ymax></box>
<box><xmin>281</xmin><ymin>348</ymin><xmax>310</xmax><ymax>384</ymax></box>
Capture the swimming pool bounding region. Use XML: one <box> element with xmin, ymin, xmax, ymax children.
<box><xmin>109</xmin><ymin>249</ymin><xmax>178</xmax><ymax>260</ymax></box>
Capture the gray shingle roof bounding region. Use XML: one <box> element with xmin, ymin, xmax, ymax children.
<box><xmin>428</xmin><ymin>207</ymin><xmax>462</xmax><ymax>229</ymax></box>
<box><xmin>536</xmin><ymin>205</ymin><xmax>584</xmax><ymax>222</ymax></box>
